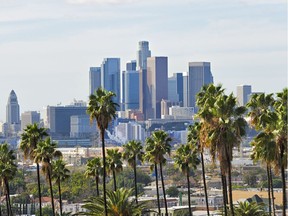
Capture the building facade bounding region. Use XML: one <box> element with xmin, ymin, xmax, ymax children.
<box><xmin>168</xmin><ymin>73</ymin><xmax>184</xmax><ymax>105</ymax></box>
<box><xmin>236</xmin><ymin>85</ymin><xmax>252</xmax><ymax>106</ymax></box>
<box><xmin>89</xmin><ymin>67</ymin><xmax>101</xmax><ymax>95</ymax></box>
<box><xmin>21</xmin><ymin>111</ymin><xmax>40</xmax><ymax>131</ymax></box>
<box><xmin>6</xmin><ymin>90</ymin><xmax>20</xmax><ymax>125</ymax></box>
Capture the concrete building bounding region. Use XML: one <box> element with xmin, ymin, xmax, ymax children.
<box><xmin>21</xmin><ymin>111</ymin><xmax>40</xmax><ymax>131</ymax></box>
<box><xmin>183</xmin><ymin>72</ymin><xmax>189</xmax><ymax>107</ymax></box>
<box><xmin>168</xmin><ymin>73</ymin><xmax>184</xmax><ymax>105</ymax></box>
<box><xmin>89</xmin><ymin>67</ymin><xmax>101</xmax><ymax>95</ymax></box>
<box><xmin>146</xmin><ymin>56</ymin><xmax>168</xmax><ymax>119</ymax></box>
<box><xmin>114</xmin><ymin>121</ymin><xmax>145</xmax><ymax>144</ymax></box>
<box><xmin>237</xmin><ymin>85</ymin><xmax>252</xmax><ymax>106</ymax></box>
<box><xmin>6</xmin><ymin>90</ymin><xmax>20</xmax><ymax>125</ymax></box>
<box><xmin>188</xmin><ymin>62</ymin><xmax>213</xmax><ymax>110</ymax></box>
<box><xmin>70</xmin><ymin>115</ymin><xmax>97</xmax><ymax>138</ymax></box>
<box><xmin>169</xmin><ymin>106</ymin><xmax>194</xmax><ymax>119</ymax></box>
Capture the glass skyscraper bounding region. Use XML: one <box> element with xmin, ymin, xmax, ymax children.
<box><xmin>89</xmin><ymin>67</ymin><xmax>101</xmax><ymax>95</ymax></box>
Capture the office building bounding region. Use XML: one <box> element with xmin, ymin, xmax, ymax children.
<box><xmin>70</xmin><ymin>115</ymin><xmax>97</xmax><ymax>138</ymax></box>
<box><xmin>146</xmin><ymin>56</ymin><xmax>168</xmax><ymax>119</ymax></box>
<box><xmin>6</xmin><ymin>90</ymin><xmax>20</xmax><ymax>125</ymax></box>
<box><xmin>21</xmin><ymin>111</ymin><xmax>41</xmax><ymax>131</ymax></box>
<box><xmin>183</xmin><ymin>73</ymin><xmax>189</xmax><ymax>107</ymax></box>
<box><xmin>168</xmin><ymin>73</ymin><xmax>184</xmax><ymax>104</ymax></box>
<box><xmin>124</xmin><ymin>70</ymin><xmax>139</xmax><ymax>110</ymax></box>
<box><xmin>89</xmin><ymin>67</ymin><xmax>101</xmax><ymax>95</ymax></box>
<box><xmin>188</xmin><ymin>62</ymin><xmax>213</xmax><ymax>110</ymax></box>
<box><xmin>237</xmin><ymin>85</ymin><xmax>252</xmax><ymax>106</ymax></box>
<box><xmin>169</xmin><ymin>106</ymin><xmax>194</xmax><ymax>119</ymax></box>
<box><xmin>101</xmin><ymin>58</ymin><xmax>121</xmax><ymax>105</ymax></box>
<box><xmin>114</xmin><ymin>121</ymin><xmax>145</xmax><ymax>144</ymax></box>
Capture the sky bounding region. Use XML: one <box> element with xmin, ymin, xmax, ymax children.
<box><xmin>0</xmin><ymin>0</ymin><xmax>287</xmax><ymax>122</ymax></box>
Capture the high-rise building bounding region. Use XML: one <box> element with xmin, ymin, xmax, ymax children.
<box><xmin>168</xmin><ymin>73</ymin><xmax>184</xmax><ymax>105</ymax></box>
<box><xmin>124</xmin><ymin>70</ymin><xmax>139</xmax><ymax>110</ymax></box>
<box><xmin>146</xmin><ymin>56</ymin><xmax>168</xmax><ymax>119</ymax></box>
<box><xmin>6</xmin><ymin>90</ymin><xmax>20</xmax><ymax>125</ymax></box>
<box><xmin>137</xmin><ymin>41</ymin><xmax>151</xmax><ymax>119</ymax></box>
<box><xmin>237</xmin><ymin>85</ymin><xmax>252</xmax><ymax>106</ymax></box>
<box><xmin>89</xmin><ymin>67</ymin><xmax>101</xmax><ymax>95</ymax></box>
<box><xmin>188</xmin><ymin>62</ymin><xmax>213</xmax><ymax>110</ymax></box>
<box><xmin>101</xmin><ymin>58</ymin><xmax>121</xmax><ymax>105</ymax></box>
<box><xmin>21</xmin><ymin>111</ymin><xmax>40</xmax><ymax>131</ymax></box>
<box><xmin>182</xmin><ymin>73</ymin><xmax>189</xmax><ymax>107</ymax></box>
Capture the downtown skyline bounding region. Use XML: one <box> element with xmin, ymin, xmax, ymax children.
<box><xmin>0</xmin><ymin>0</ymin><xmax>286</xmax><ymax>121</ymax></box>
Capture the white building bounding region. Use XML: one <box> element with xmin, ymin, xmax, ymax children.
<box><xmin>169</xmin><ymin>106</ymin><xmax>194</xmax><ymax>119</ymax></box>
<box><xmin>114</xmin><ymin>121</ymin><xmax>145</xmax><ymax>144</ymax></box>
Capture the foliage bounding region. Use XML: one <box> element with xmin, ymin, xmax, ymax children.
<box><xmin>166</xmin><ymin>186</ymin><xmax>179</xmax><ymax>197</ymax></box>
<box><xmin>36</xmin><ymin>206</ymin><xmax>53</xmax><ymax>216</ymax></box>
<box><xmin>233</xmin><ymin>201</ymin><xmax>268</xmax><ymax>216</ymax></box>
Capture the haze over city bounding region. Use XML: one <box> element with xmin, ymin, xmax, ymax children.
<box><xmin>0</xmin><ymin>0</ymin><xmax>286</xmax><ymax>122</ymax></box>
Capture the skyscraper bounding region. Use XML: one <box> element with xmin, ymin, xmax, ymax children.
<box><xmin>124</xmin><ymin>70</ymin><xmax>139</xmax><ymax>110</ymax></box>
<box><xmin>101</xmin><ymin>58</ymin><xmax>121</xmax><ymax>105</ymax></box>
<box><xmin>146</xmin><ymin>56</ymin><xmax>168</xmax><ymax>119</ymax></box>
<box><xmin>21</xmin><ymin>111</ymin><xmax>40</xmax><ymax>131</ymax></box>
<box><xmin>237</xmin><ymin>85</ymin><xmax>252</xmax><ymax>106</ymax></box>
<box><xmin>168</xmin><ymin>73</ymin><xmax>184</xmax><ymax>105</ymax></box>
<box><xmin>89</xmin><ymin>67</ymin><xmax>101</xmax><ymax>95</ymax></box>
<box><xmin>188</xmin><ymin>62</ymin><xmax>213</xmax><ymax>110</ymax></box>
<box><xmin>137</xmin><ymin>41</ymin><xmax>151</xmax><ymax>119</ymax></box>
<box><xmin>183</xmin><ymin>72</ymin><xmax>189</xmax><ymax>107</ymax></box>
<box><xmin>6</xmin><ymin>90</ymin><xmax>20</xmax><ymax>125</ymax></box>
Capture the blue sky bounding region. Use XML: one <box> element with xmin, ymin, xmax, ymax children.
<box><xmin>0</xmin><ymin>0</ymin><xmax>286</xmax><ymax>121</ymax></box>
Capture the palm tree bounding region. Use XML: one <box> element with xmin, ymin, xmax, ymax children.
<box><xmin>87</xmin><ymin>87</ymin><xmax>118</xmax><ymax>216</ymax></box>
<box><xmin>234</xmin><ymin>201</ymin><xmax>268</xmax><ymax>216</ymax></box>
<box><xmin>52</xmin><ymin>159</ymin><xmax>70</xmax><ymax>216</ymax></box>
<box><xmin>20</xmin><ymin>123</ymin><xmax>48</xmax><ymax>216</ymax></box>
<box><xmin>145</xmin><ymin>130</ymin><xmax>172</xmax><ymax>216</ymax></box>
<box><xmin>106</xmin><ymin>148</ymin><xmax>123</xmax><ymax>191</ymax></box>
<box><xmin>0</xmin><ymin>143</ymin><xmax>17</xmax><ymax>216</ymax></box>
<box><xmin>122</xmin><ymin>140</ymin><xmax>144</xmax><ymax>204</ymax></box>
<box><xmin>79</xmin><ymin>188</ymin><xmax>146</xmax><ymax>216</ymax></box>
<box><xmin>85</xmin><ymin>157</ymin><xmax>102</xmax><ymax>196</ymax></box>
<box><xmin>174</xmin><ymin>144</ymin><xmax>200</xmax><ymax>216</ymax></box>
<box><xmin>187</xmin><ymin>122</ymin><xmax>210</xmax><ymax>215</ymax></box>
<box><xmin>33</xmin><ymin>137</ymin><xmax>62</xmax><ymax>216</ymax></box>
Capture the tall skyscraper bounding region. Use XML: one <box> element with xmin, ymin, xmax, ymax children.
<box><xmin>6</xmin><ymin>90</ymin><xmax>20</xmax><ymax>125</ymax></box>
<box><xmin>237</xmin><ymin>85</ymin><xmax>252</xmax><ymax>106</ymax></box>
<box><xmin>89</xmin><ymin>67</ymin><xmax>101</xmax><ymax>95</ymax></box>
<box><xmin>188</xmin><ymin>62</ymin><xmax>213</xmax><ymax>110</ymax></box>
<box><xmin>137</xmin><ymin>41</ymin><xmax>151</xmax><ymax>119</ymax></box>
<box><xmin>124</xmin><ymin>70</ymin><xmax>139</xmax><ymax>110</ymax></box>
<box><xmin>101</xmin><ymin>58</ymin><xmax>121</xmax><ymax>105</ymax></box>
<box><xmin>183</xmin><ymin>72</ymin><xmax>189</xmax><ymax>107</ymax></box>
<box><xmin>146</xmin><ymin>56</ymin><xmax>168</xmax><ymax>119</ymax></box>
<box><xmin>168</xmin><ymin>73</ymin><xmax>184</xmax><ymax>105</ymax></box>
<box><xmin>21</xmin><ymin>111</ymin><xmax>40</xmax><ymax>131</ymax></box>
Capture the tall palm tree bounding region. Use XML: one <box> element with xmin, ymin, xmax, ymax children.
<box><xmin>85</xmin><ymin>157</ymin><xmax>102</xmax><ymax>196</ymax></box>
<box><xmin>106</xmin><ymin>148</ymin><xmax>123</xmax><ymax>191</ymax></box>
<box><xmin>122</xmin><ymin>140</ymin><xmax>144</xmax><ymax>204</ymax></box>
<box><xmin>33</xmin><ymin>137</ymin><xmax>62</xmax><ymax>216</ymax></box>
<box><xmin>145</xmin><ymin>130</ymin><xmax>172</xmax><ymax>216</ymax></box>
<box><xmin>87</xmin><ymin>87</ymin><xmax>118</xmax><ymax>216</ymax></box>
<box><xmin>52</xmin><ymin>159</ymin><xmax>70</xmax><ymax>216</ymax></box>
<box><xmin>0</xmin><ymin>143</ymin><xmax>17</xmax><ymax>216</ymax></box>
<box><xmin>187</xmin><ymin>122</ymin><xmax>210</xmax><ymax>216</ymax></box>
<box><xmin>174</xmin><ymin>144</ymin><xmax>200</xmax><ymax>216</ymax></box>
<box><xmin>20</xmin><ymin>123</ymin><xmax>48</xmax><ymax>216</ymax></box>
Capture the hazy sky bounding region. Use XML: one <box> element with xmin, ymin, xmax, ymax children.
<box><xmin>0</xmin><ymin>0</ymin><xmax>286</xmax><ymax>122</ymax></box>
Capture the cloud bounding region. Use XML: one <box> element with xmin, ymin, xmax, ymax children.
<box><xmin>66</xmin><ymin>0</ymin><xmax>137</xmax><ymax>5</ymax></box>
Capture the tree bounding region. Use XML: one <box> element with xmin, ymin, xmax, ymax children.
<box><xmin>52</xmin><ymin>159</ymin><xmax>70</xmax><ymax>216</ymax></box>
<box><xmin>79</xmin><ymin>188</ymin><xmax>146</xmax><ymax>216</ymax></box>
<box><xmin>106</xmin><ymin>148</ymin><xmax>123</xmax><ymax>192</ymax></box>
<box><xmin>145</xmin><ymin>130</ymin><xmax>172</xmax><ymax>216</ymax></box>
<box><xmin>166</xmin><ymin>186</ymin><xmax>179</xmax><ymax>197</ymax></box>
<box><xmin>122</xmin><ymin>140</ymin><xmax>144</xmax><ymax>204</ymax></box>
<box><xmin>87</xmin><ymin>88</ymin><xmax>118</xmax><ymax>216</ymax></box>
<box><xmin>187</xmin><ymin>122</ymin><xmax>210</xmax><ymax>216</ymax></box>
<box><xmin>0</xmin><ymin>143</ymin><xmax>17</xmax><ymax>216</ymax></box>
<box><xmin>33</xmin><ymin>137</ymin><xmax>62</xmax><ymax>216</ymax></box>
<box><xmin>20</xmin><ymin>123</ymin><xmax>48</xmax><ymax>216</ymax></box>
<box><xmin>174</xmin><ymin>144</ymin><xmax>200</xmax><ymax>216</ymax></box>
<box><xmin>85</xmin><ymin>157</ymin><xmax>102</xmax><ymax>196</ymax></box>
<box><xmin>233</xmin><ymin>201</ymin><xmax>268</xmax><ymax>216</ymax></box>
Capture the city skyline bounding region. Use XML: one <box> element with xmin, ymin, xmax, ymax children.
<box><xmin>0</xmin><ymin>0</ymin><xmax>286</xmax><ymax>121</ymax></box>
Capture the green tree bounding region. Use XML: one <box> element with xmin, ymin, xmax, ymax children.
<box><xmin>85</xmin><ymin>157</ymin><xmax>102</xmax><ymax>196</ymax></box>
<box><xmin>145</xmin><ymin>130</ymin><xmax>172</xmax><ymax>216</ymax></box>
<box><xmin>52</xmin><ymin>159</ymin><xmax>70</xmax><ymax>216</ymax></box>
<box><xmin>79</xmin><ymin>188</ymin><xmax>146</xmax><ymax>216</ymax></box>
<box><xmin>166</xmin><ymin>186</ymin><xmax>179</xmax><ymax>197</ymax></box>
<box><xmin>122</xmin><ymin>140</ymin><xmax>144</xmax><ymax>204</ymax></box>
<box><xmin>87</xmin><ymin>88</ymin><xmax>118</xmax><ymax>216</ymax></box>
<box><xmin>233</xmin><ymin>201</ymin><xmax>268</xmax><ymax>216</ymax></box>
<box><xmin>0</xmin><ymin>143</ymin><xmax>17</xmax><ymax>216</ymax></box>
<box><xmin>20</xmin><ymin>123</ymin><xmax>48</xmax><ymax>216</ymax></box>
<box><xmin>36</xmin><ymin>206</ymin><xmax>53</xmax><ymax>216</ymax></box>
<box><xmin>33</xmin><ymin>137</ymin><xmax>62</xmax><ymax>216</ymax></box>
<box><xmin>174</xmin><ymin>144</ymin><xmax>200</xmax><ymax>216</ymax></box>
<box><xmin>106</xmin><ymin>148</ymin><xmax>123</xmax><ymax>192</ymax></box>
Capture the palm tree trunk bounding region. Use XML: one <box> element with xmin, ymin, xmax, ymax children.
<box><xmin>227</xmin><ymin>161</ymin><xmax>234</xmax><ymax>216</ymax></box>
<box><xmin>36</xmin><ymin>163</ymin><xmax>42</xmax><ymax>216</ymax></box>
<box><xmin>267</xmin><ymin>165</ymin><xmax>272</xmax><ymax>216</ymax></box>
<box><xmin>113</xmin><ymin>170</ymin><xmax>117</xmax><ymax>191</ymax></box>
<box><xmin>96</xmin><ymin>170</ymin><xmax>100</xmax><ymax>196</ymax></box>
<box><xmin>58</xmin><ymin>181</ymin><xmax>63</xmax><ymax>216</ymax></box>
<box><xmin>221</xmin><ymin>174</ymin><xmax>227</xmax><ymax>216</ymax></box>
<box><xmin>186</xmin><ymin>167</ymin><xmax>192</xmax><ymax>216</ymax></box>
<box><xmin>269</xmin><ymin>168</ymin><xmax>275</xmax><ymax>216</ymax></box>
<box><xmin>159</xmin><ymin>162</ymin><xmax>168</xmax><ymax>216</ymax></box>
<box><xmin>201</xmin><ymin>152</ymin><xmax>210</xmax><ymax>216</ymax></box>
<box><xmin>5</xmin><ymin>193</ymin><xmax>10</xmax><ymax>216</ymax></box>
<box><xmin>280</xmin><ymin>144</ymin><xmax>287</xmax><ymax>216</ymax></box>
<box><xmin>5</xmin><ymin>179</ymin><xmax>12</xmax><ymax>216</ymax></box>
<box><xmin>154</xmin><ymin>163</ymin><xmax>161</xmax><ymax>216</ymax></box>
<box><xmin>133</xmin><ymin>157</ymin><xmax>138</xmax><ymax>204</ymax></box>
<box><xmin>101</xmin><ymin>129</ymin><xmax>108</xmax><ymax>216</ymax></box>
<box><xmin>47</xmin><ymin>166</ymin><xmax>55</xmax><ymax>216</ymax></box>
